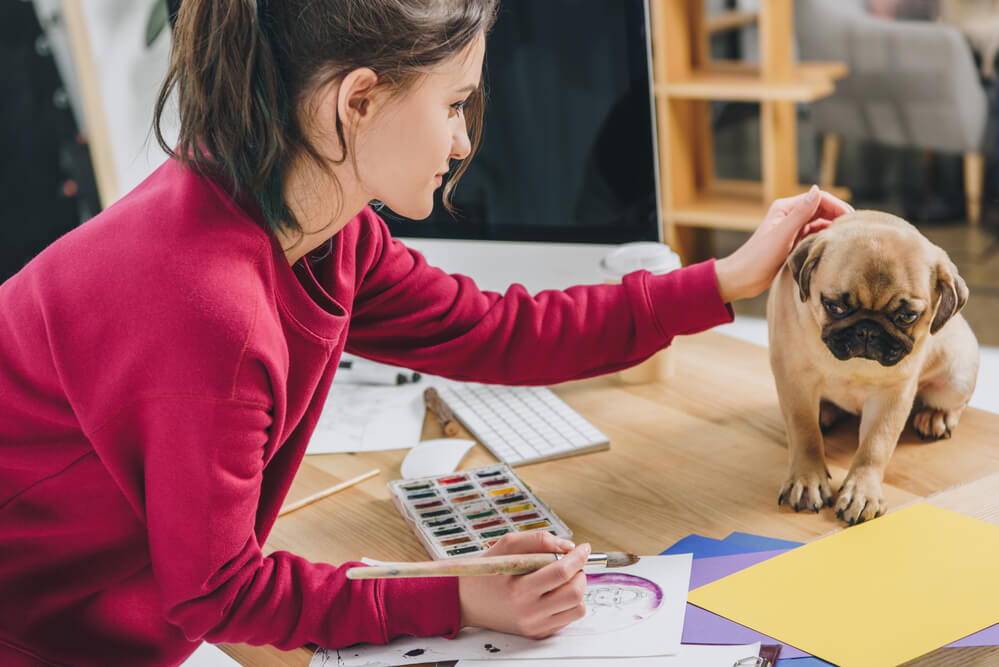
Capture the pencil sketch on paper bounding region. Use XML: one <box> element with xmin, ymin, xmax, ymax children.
<box><xmin>562</xmin><ymin>572</ymin><xmax>664</xmax><ymax>635</ymax></box>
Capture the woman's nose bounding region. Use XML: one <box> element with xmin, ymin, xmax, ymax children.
<box><xmin>450</xmin><ymin>124</ymin><xmax>471</xmax><ymax>161</ymax></box>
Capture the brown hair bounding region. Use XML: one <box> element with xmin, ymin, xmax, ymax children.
<box><xmin>154</xmin><ymin>0</ymin><xmax>497</xmax><ymax>236</ymax></box>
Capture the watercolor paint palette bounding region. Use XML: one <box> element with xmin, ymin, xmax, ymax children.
<box><xmin>388</xmin><ymin>463</ymin><xmax>572</xmax><ymax>559</ymax></box>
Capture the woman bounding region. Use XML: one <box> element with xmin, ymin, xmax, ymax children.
<box><xmin>0</xmin><ymin>1</ymin><xmax>851</xmax><ymax>665</ymax></box>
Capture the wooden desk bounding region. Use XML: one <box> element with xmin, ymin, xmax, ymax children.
<box><xmin>222</xmin><ymin>332</ymin><xmax>999</xmax><ymax>666</ymax></box>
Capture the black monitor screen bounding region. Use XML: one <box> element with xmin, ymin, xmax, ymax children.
<box><xmin>383</xmin><ymin>0</ymin><xmax>659</xmax><ymax>244</ymax></box>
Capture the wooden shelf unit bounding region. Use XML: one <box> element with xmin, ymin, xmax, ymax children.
<box><xmin>671</xmin><ymin>181</ymin><xmax>851</xmax><ymax>231</ymax></box>
<box><xmin>657</xmin><ymin>70</ymin><xmax>835</xmax><ymax>102</ymax></box>
<box><xmin>649</xmin><ymin>0</ymin><xmax>849</xmax><ymax>264</ymax></box>
<box><xmin>704</xmin><ymin>9</ymin><xmax>759</xmax><ymax>34</ymax></box>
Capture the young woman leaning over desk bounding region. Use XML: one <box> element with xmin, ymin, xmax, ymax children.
<box><xmin>0</xmin><ymin>1</ymin><xmax>851</xmax><ymax>664</ymax></box>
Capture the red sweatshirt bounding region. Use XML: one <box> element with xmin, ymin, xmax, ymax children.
<box><xmin>0</xmin><ymin>159</ymin><xmax>731</xmax><ymax>666</ymax></box>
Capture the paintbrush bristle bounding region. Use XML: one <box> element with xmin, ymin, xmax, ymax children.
<box><xmin>605</xmin><ymin>552</ymin><xmax>639</xmax><ymax>568</ymax></box>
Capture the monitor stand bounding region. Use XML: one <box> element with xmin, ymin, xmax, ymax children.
<box><xmin>400</xmin><ymin>238</ymin><xmax>620</xmax><ymax>295</ymax></box>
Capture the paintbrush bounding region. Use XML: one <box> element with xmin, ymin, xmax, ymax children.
<box><xmin>346</xmin><ymin>551</ymin><xmax>639</xmax><ymax>579</ymax></box>
<box><xmin>278</xmin><ymin>468</ymin><xmax>380</xmax><ymax>517</ymax></box>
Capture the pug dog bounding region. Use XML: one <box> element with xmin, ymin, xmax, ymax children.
<box><xmin>767</xmin><ymin>210</ymin><xmax>979</xmax><ymax>525</ymax></box>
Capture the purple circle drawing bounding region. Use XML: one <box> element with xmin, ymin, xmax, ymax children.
<box><xmin>558</xmin><ymin>572</ymin><xmax>664</xmax><ymax>636</ymax></box>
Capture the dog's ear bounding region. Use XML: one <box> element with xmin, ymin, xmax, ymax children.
<box><xmin>930</xmin><ymin>256</ymin><xmax>969</xmax><ymax>334</ymax></box>
<box><xmin>788</xmin><ymin>235</ymin><xmax>826</xmax><ymax>302</ymax></box>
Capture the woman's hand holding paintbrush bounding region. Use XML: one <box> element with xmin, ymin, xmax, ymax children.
<box><xmin>452</xmin><ymin>532</ymin><xmax>594</xmax><ymax>639</ymax></box>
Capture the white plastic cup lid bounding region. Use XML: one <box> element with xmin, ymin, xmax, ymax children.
<box><xmin>600</xmin><ymin>242</ymin><xmax>682</xmax><ymax>279</ymax></box>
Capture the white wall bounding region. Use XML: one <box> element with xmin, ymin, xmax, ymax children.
<box><xmin>36</xmin><ymin>0</ymin><xmax>177</xmax><ymax>204</ymax></box>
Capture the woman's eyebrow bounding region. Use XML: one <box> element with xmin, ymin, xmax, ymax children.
<box><xmin>453</xmin><ymin>84</ymin><xmax>477</xmax><ymax>95</ymax></box>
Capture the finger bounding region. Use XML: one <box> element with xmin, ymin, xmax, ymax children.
<box><xmin>536</xmin><ymin>601</ymin><xmax>589</xmax><ymax>638</ymax></box>
<box><xmin>814</xmin><ymin>190</ymin><xmax>854</xmax><ymax>220</ymax></box>
<box><xmin>793</xmin><ymin>219</ymin><xmax>831</xmax><ymax>247</ymax></box>
<box><xmin>487</xmin><ymin>530</ymin><xmax>575</xmax><ymax>557</ymax></box>
<box><xmin>521</xmin><ymin>543</ymin><xmax>591</xmax><ymax>594</ymax></box>
<box><xmin>778</xmin><ymin>185</ymin><xmax>821</xmax><ymax>230</ymax></box>
<box><xmin>774</xmin><ymin>187</ymin><xmax>850</xmax><ymax>223</ymax></box>
<box><xmin>540</xmin><ymin>570</ymin><xmax>588</xmax><ymax>616</ymax></box>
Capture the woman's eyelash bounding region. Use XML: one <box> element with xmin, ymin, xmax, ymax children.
<box><xmin>450</xmin><ymin>100</ymin><xmax>468</xmax><ymax>113</ymax></box>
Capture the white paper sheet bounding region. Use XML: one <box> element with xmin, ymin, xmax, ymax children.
<box><xmin>399</xmin><ymin>438</ymin><xmax>476</xmax><ymax>478</ymax></box>
<box><xmin>309</xmin><ymin>554</ymin><xmax>692</xmax><ymax>666</ymax></box>
<box><xmin>306</xmin><ymin>381</ymin><xmax>427</xmax><ymax>454</ymax></box>
<box><xmin>455</xmin><ymin>642</ymin><xmax>761</xmax><ymax>667</ymax></box>
<box><xmin>307</xmin><ymin>355</ymin><xmax>467</xmax><ymax>455</ymax></box>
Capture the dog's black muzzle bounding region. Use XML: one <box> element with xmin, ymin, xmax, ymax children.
<box><xmin>823</xmin><ymin>319</ymin><xmax>911</xmax><ymax>366</ymax></box>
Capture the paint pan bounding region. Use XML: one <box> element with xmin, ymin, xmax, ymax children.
<box><xmin>388</xmin><ymin>463</ymin><xmax>572</xmax><ymax>559</ymax></box>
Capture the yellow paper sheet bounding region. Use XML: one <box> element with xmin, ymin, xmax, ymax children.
<box><xmin>688</xmin><ymin>503</ymin><xmax>999</xmax><ymax>667</ymax></box>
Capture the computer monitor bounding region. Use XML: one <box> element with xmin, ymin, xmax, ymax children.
<box><xmin>391</xmin><ymin>0</ymin><xmax>663</xmax><ymax>292</ymax></box>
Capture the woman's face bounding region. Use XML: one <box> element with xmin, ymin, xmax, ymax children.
<box><xmin>354</xmin><ymin>33</ymin><xmax>486</xmax><ymax>220</ymax></box>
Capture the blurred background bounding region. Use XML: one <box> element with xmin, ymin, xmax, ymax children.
<box><xmin>1</xmin><ymin>0</ymin><xmax>995</xmax><ymax>338</ymax></box>
<box><xmin>708</xmin><ymin>0</ymin><xmax>999</xmax><ymax>350</ymax></box>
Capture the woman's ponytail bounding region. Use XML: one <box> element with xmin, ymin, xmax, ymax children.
<box><xmin>155</xmin><ymin>0</ymin><xmax>498</xmax><ymax>239</ymax></box>
<box><xmin>154</xmin><ymin>1</ymin><xmax>291</xmax><ymax>232</ymax></box>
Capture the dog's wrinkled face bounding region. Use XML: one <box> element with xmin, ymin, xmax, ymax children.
<box><xmin>818</xmin><ymin>291</ymin><xmax>919</xmax><ymax>366</ymax></box>
<box><xmin>787</xmin><ymin>211</ymin><xmax>968</xmax><ymax>367</ymax></box>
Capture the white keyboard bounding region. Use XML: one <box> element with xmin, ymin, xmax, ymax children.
<box><xmin>434</xmin><ymin>384</ymin><xmax>610</xmax><ymax>466</ymax></box>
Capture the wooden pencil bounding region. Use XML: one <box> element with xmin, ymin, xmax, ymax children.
<box><xmin>424</xmin><ymin>386</ymin><xmax>460</xmax><ymax>436</ymax></box>
<box><xmin>278</xmin><ymin>468</ymin><xmax>380</xmax><ymax>517</ymax></box>
<box><xmin>346</xmin><ymin>552</ymin><xmax>638</xmax><ymax>579</ymax></box>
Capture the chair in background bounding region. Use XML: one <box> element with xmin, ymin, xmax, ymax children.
<box><xmin>795</xmin><ymin>0</ymin><xmax>989</xmax><ymax>224</ymax></box>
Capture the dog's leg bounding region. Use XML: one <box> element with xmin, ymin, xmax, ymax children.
<box><xmin>819</xmin><ymin>400</ymin><xmax>848</xmax><ymax>433</ymax></box>
<box><xmin>835</xmin><ymin>386</ymin><xmax>916</xmax><ymax>525</ymax></box>
<box><xmin>776</xmin><ymin>371</ymin><xmax>833</xmax><ymax>512</ymax></box>
<box><xmin>913</xmin><ymin>319</ymin><xmax>978</xmax><ymax>440</ymax></box>
<box><xmin>912</xmin><ymin>402</ymin><xmax>966</xmax><ymax>440</ymax></box>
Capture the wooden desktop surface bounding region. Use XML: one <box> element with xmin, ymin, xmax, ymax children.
<box><xmin>222</xmin><ymin>332</ymin><xmax>999</xmax><ymax>666</ymax></box>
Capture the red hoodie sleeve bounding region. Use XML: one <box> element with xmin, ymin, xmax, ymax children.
<box><xmin>90</xmin><ymin>396</ymin><xmax>459</xmax><ymax>649</ymax></box>
<box><xmin>345</xmin><ymin>213</ymin><xmax>733</xmax><ymax>384</ymax></box>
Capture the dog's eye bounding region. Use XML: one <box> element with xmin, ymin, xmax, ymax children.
<box><xmin>895</xmin><ymin>312</ymin><xmax>919</xmax><ymax>326</ymax></box>
<box><xmin>822</xmin><ymin>299</ymin><xmax>846</xmax><ymax>317</ymax></box>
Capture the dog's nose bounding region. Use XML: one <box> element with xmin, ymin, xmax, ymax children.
<box><xmin>853</xmin><ymin>321</ymin><xmax>881</xmax><ymax>342</ymax></box>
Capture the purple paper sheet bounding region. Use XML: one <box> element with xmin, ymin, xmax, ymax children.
<box><xmin>684</xmin><ymin>549</ymin><xmax>999</xmax><ymax>652</ymax></box>
<box><xmin>948</xmin><ymin>623</ymin><xmax>999</xmax><ymax>647</ymax></box>
<box><xmin>685</xmin><ymin>550</ymin><xmax>810</xmax><ymax>659</ymax></box>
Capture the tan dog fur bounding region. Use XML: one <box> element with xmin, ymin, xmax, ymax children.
<box><xmin>767</xmin><ymin>210</ymin><xmax>979</xmax><ymax>524</ymax></box>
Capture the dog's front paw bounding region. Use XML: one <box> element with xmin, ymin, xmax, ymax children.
<box><xmin>912</xmin><ymin>406</ymin><xmax>960</xmax><ymax>440</ymax></box>
<box><xmin>778</xmin><ymin>460</ymin><xmax>834</xmax><ymax>512</ymax></box>
<box><xmin>834</xmin><ymin>470</ymin><xmax>886</xmax><ymax>525</ymax></box>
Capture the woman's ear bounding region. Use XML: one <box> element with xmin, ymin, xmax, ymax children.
<box><xmin>337</xmin><ymin>67</ymin><xmax>380</xmax><ymax>130</ymax></box>
<box><xmin>304</xmin><ymin>68</ymin><xmax>380</xmax><ymax>161</ymax></box>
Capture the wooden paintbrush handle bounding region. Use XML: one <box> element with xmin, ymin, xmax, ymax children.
<box><xmin>423</xmin><ymin>387</ymin><xmax>460</xmax><ymax>436</ymax></box>
<box><xmin>347</xmin><ymin>553</ymin><xmax>559</xmax><ymax>579</ymax></box>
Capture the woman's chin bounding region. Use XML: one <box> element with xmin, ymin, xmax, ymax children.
<box><xmin>387</xmin><ymin>200</ymin><xmax>435</xmax><ymax>221</ymax></box>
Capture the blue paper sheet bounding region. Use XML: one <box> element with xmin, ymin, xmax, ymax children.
<box><xmin>659</xmin><ymin>534</ymin><xmax>766</xmax><ymax>558</ymax></box>
<box><xmin>723</xmin><ymin>531</ymin><xmax>804</xmax><ymax>551</ymax></box>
